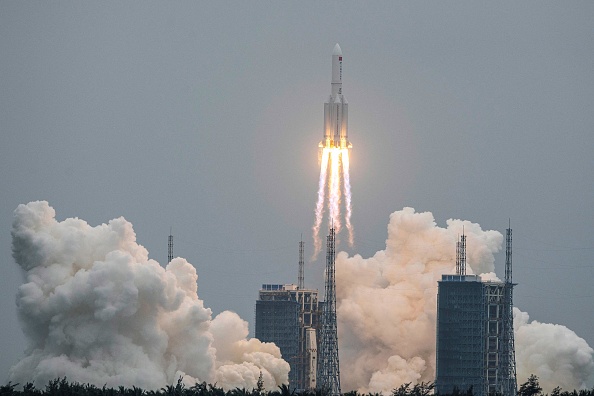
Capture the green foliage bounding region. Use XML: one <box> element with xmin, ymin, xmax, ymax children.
<box><xmin>550</xmin><ymin>387</ymin><xmax>562</xmax><ymax>396</ymax></box>
<box><xmin>393</xmin><ymin>383</ymin><xmax>413</xmax><ymax>396</ymax></box>
<box><xmin>4</xmin><ymin>376</ymin><xmax>594</xmax><ymax>396</ymax></box>
<box><xmin>392</xmin><ymin>382</ymin><xmax>435</xmax><ymax>396</ymax></box>
<box><xmin>21</xmin><ymin>383</ymin><xmax>40</xmax><ymax>396</ymax></box>
<box><xmin>519</xmin><ymin>375</ymin><xmax>542</xmax><ymax>396</ymax></box>
<box><xmin>275</xmin><ymin>384</ymin><xmax>294</xmax><ymax>396</ymax></box>
<box><xmin>0</xmin><ymin>382</ymin><xmax>18</xmax><ymax>396</ymax></box>
<box><xmin>256</xmin><ymin>373</ymin><xmax>264</xmax><ymax>396</ymax></box>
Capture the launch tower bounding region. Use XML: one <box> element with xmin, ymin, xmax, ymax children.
<box><xmin>317</xmin><ymin>228</ymin><xmax>341</xmax><ymax>396</ymax></box>
<box><xmin>255</xmin><ymin>241</ymin><xmax>320</xmax><ymax>390</ymax></box>
<box><xmin>435</xmin><ymin>231</ymin><xmax>517</xmax><ymax>396</ymax></box>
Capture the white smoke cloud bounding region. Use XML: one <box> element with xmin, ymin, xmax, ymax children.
<box><xmin>9</xmin><ymin>201</ymin><xmax>289</xmax><ymax>390</ymax></box>
<box><xmin>336</xmin><ymin>207</ymin><xmax>594</xmax><ymax>394</ymax></box>
<box><xmin>514</xmin><ymin>308</ymin><xmax>594</xmax><ymax>391</ymax></box>
<box><xmin>211</xmin><ymin>311</ymin><xmax>290</xmax><ymax>390</ymax></box>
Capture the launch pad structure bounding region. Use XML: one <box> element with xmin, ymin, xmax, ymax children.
<box><xmin>436</xmin><ymin>227</ymin><xmax>517</xmax><ymax>396</ymax></box>
<box><xmin>317</xmin><ymin>228</ymin><xmax>341</xmax><ymax>396</ymax></box>
<box><xmin>254</xmin><ymin>227</ymin><xmax>342</xmax><ymax>394</ymax></box>
<box><xmin>257</xmin><ymin>44</ymin><xmax>346</xmax><ymax>394</ymax></box>
<box><xmin>255</xmin><ymin>283</ymin><xmax>320</xmax><ymax>390</ymax></box>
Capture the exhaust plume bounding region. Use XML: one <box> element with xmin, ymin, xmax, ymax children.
<box><xmin>335</xmin><ymin>207</ymin><xmax>593</xmax><ymax>393</ymax></box>
<box><xmin>9</xmin><ymin>201</ymin><xmax>289</xmax><ymax>390</ymax></box>
<box><xmin>312</xmin><ymin>148</ymin><xmax>354</xmax><ymax>258</ymax></box>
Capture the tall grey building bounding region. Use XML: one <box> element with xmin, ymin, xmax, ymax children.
<box><xmin>435</xmin><ymin>230</ymin><xmax>516</xmax><ymax>396</ymax></box>
<box><xmin>255</xmin><ymin>284</ymin><xmax>319</xmax><ymax>390</ymax></box>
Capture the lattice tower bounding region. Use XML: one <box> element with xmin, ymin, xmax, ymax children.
<box><xmin>318</xmin><ymin>227</ymin><xmax>341</xmax><ymax>396</ymax></box>
<box><xmin>456</xmin><ymin>233</ymin><xmax>467</xmax><ymax>276</ymax></box>
<box><xmin>168</xmin><ymin>229</ymin><xmax>173</xmax><ymax>264</ymax></box>
<box><xmin>299</xmin><ymin>237</ymin><xmax>304</xmax><ymax>289</ymax></box>
<box><xmin>456</xmin><ymin>238</ymin><xmax>461</xmax><ymax>275</ymax></box>
<box><xmin>501</xmin><ymin>225</ymin><xmax>517</xmax><ymax>395</ymax></box>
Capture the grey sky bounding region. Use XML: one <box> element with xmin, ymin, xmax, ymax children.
<box><xmin>1</xmin><ymin>2</ymin><xmax>593</xmax><ymax>384</ymax></box>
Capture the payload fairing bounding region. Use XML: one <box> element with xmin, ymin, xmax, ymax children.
<box><xmin>320</xmin><ymin>44</ymin><xmax>351</xmax><ymax>150</ymax></box>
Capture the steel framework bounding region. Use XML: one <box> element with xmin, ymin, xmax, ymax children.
<box><xmin>168</xmin><ymin>229</ymin><xmax>173</xmax><ymax>264</ymax></box>
<box><xmin>500</xmin><ymin>225</ymin><xmax>517</xmax><ymax>395</ymax></box>
<box><xmin>436</xmin><ymin>229</ymin><xmax>518</xmax><ymax>396</ymax></box>
<box><xmin>456</xmin><ymin>233</ymin><xmax>467</xmax><ymax>276</ymax></box>
<box><xmin>299</xmin><ymin>238</ymin><xmax>305</xmax><ymax>289</ymax></box>
<box><xmin>295</xmin><ymin>288</ymin><xmax>320</xmax><ymax>390</ymax></box>
<box><xmin>317</xmin><ymin>228</ymin><xmax>341</xmax><ymax>396</ymax></box>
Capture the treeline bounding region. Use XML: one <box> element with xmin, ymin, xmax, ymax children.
<box><xmin>1</xmin><ymin>375</ymin><xmax>593</xmax><ymax>396</ymax></box>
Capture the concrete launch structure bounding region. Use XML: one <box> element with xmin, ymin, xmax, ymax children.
<box><xmin>255</xmin><ymin>284</ymin><xmax>320</xmax><ymax>390</ymax></box>
<box><xmin>320</xmin><ymin>44</ymin><xmax>351</xmax><ymax>151</ymax></box>
<box><xmin>436</xmin><ymin>230</ymin><xmax>517</xmax><ymax>396</ymax></box>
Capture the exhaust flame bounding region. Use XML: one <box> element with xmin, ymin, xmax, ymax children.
<box><xmin>312</xmin><ymin>147</ymin><xmax>354</xmax><ymax>258</ymax></box>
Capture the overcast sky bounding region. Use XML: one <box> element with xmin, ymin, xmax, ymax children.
<box><xmin>1</xmin><ymin>1</ymin><xmax>593</xmax><ymax>383</ymax></box>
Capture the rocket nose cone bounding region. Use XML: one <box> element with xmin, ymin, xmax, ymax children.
<box><xmin>333</xmin><ymin>43</ymin><xmax>342</xmax><ymax>56</ymax></box>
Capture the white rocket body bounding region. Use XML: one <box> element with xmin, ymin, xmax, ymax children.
<box><xmin>320</xmin><ymin>43</ymin><xmax>351</xmax><ymax>150</ymax></box>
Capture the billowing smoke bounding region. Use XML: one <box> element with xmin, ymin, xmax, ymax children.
<box><xmin>514</xmin><ymin>308</ymin><xmax>594</xmax><ymax>391</ymax></box>
<box><xmin>336</xmin><ymin>207</ymin><xmax>594</xmax><ymax>393</ymax></box>
<box><xmin>9</xmin><ymin>201</ymin><xmax>289</xmax><ymax>390</ymax></box>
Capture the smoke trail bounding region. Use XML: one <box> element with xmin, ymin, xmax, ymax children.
<box><xmin>335</xmin><ymin>207</ymin><xmax>594</xmax><ymax>394</ymax></box>
<box><xmin>341</xmin><ymin>149</ymin><xmax>354</xmax><ymax>246</ymax></box>
<box><xmin>9</xmin><ymin>201</ymin><xmax>289</xmax><ymax>390</ymax></box>
<box><xmin>313</xmin><ymin>148</ymin><xmax>330</xmax><ymax>258</ymax></box>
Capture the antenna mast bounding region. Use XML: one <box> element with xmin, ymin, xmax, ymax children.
<box><xmin>456</xmin><ymin>237</ymin><xmax>461</xmax><ymax>275</ymax></box>
<box><xmin>456</xmin><ymin>229</ymin><xmax>467</xmax><ymax>276</ymax></box>
<box><xmin>298</xmin><ymin>236</ymin><xmax>305</xmax><ymax>289</ymax></box>
<box><xmin>502</xmin><ymin>220</ymin><xmax>517</xmax><ymax>394</ymax></box>
<box><xmin>505</xmin><ymin>220</ymin><xmax>512</xmax><ymax>284</ymax></box>
<box><xmin>460</xmin><ymin>233</ymin><xmax>466</xmax><ymax>276</ymax></box>
<box><xmin>168</xmin><ymin>227</ymin><xmax>173</xmax><ymax>264</ymax></box>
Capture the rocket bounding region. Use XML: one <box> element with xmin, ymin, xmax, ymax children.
<box><xmin>320</xmin><ymin>43</ymin><xmax>351</xmax><ymax>151</ymax></box>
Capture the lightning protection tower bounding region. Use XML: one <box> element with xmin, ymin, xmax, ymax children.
<box><xmin>501</xmin><ymin>223</ymin><xmax>517</xmax><ymax>395</ymax></box>
<box><xmin>299</xmin><ymin>236</ymin><xmax>305</xmax><ymax>289</ymax></box>
<box><xmin>455</xmin><ymin>231</ymin><xmax>467</xmax><ymax>276</ymax></box>
<box><xmin>168</xmin><ymin>228</ymin><xmax>174</xmax><ymax>264</ymax></box>
<box><xmin>318</xmin><ymin>227</ymin><xmax>341</xmax><ymax>396</ymax></box>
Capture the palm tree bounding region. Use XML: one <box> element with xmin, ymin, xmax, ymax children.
<box><xmin>518</xmin><ymin>375</ymin><xmax>542</xmax><ymax>396</ymax></box>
